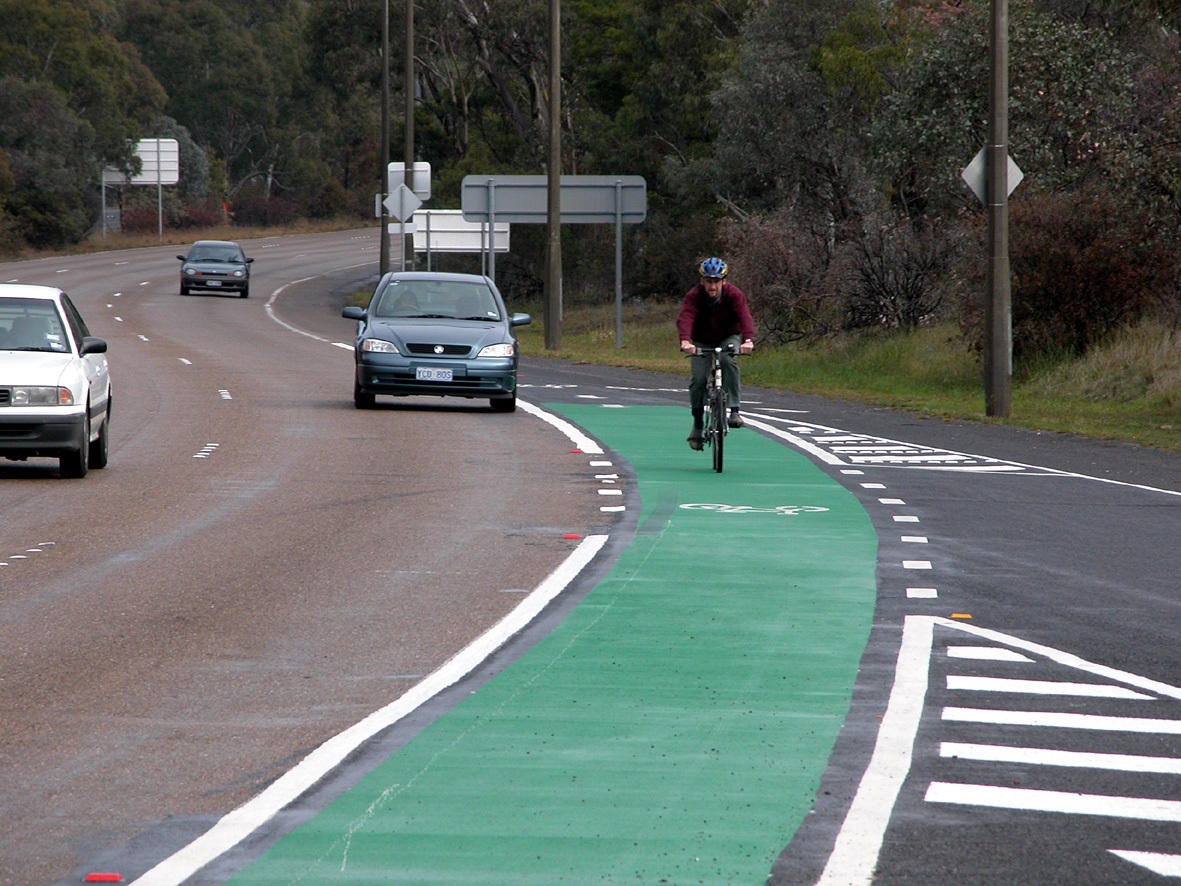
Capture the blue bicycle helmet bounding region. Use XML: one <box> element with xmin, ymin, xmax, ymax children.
<box><xmin>698</xmin><ymin>257</ymin><xmax>728</xmax><ymax>279</ymax></box>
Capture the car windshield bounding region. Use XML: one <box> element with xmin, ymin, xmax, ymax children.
<box><xmin>189</xmin><ymin>245</ymin><xmax>243</xmax><ymax>262</ymax></box>
<box><xmin>373</xmin><ymin>281</ymin><xmax>501</xmax><ymax>321</ymax></box>
<box><xmin>0</xmin><ymin>300</ymin><xmax>69</xmax><ymax>352</ymax></box>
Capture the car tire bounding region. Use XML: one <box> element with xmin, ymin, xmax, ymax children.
<box><xmin>89</xmin><ymin>405</ymin><xmax>110</xmax><ymax>469</ymax></box>
<box><xmin>354</xmin><ymin>381</ymin><xmax>376</xmax><ymax>409</ymax></box>
<box><xmin>240</xmin><ymin>286</ymin><xmax>249</xmax><ymax>299</ymax></box>
<box><xmin>490</xmin><ymin>393</ymin><xmax>517</xmax><ymax>413</ymax></box>
<box><xmin>60</xmin><ymin>414</ymin><xmax>90</xmax><ymax>478</ymax></box>
<box><xmin>180</xmin><ymin>285</ymin><xmax>189</xmax><ymax>295</ymax></box>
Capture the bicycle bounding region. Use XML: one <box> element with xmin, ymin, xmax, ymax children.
<box><xmin>692</xmin><ymin>344</ymin><xmax>737</xmax><ymax>473</ymax></box>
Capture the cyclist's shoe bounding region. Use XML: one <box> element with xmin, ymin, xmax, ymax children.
<box><xmin>728</xmin><ymin>411</ymin><xmax>745</xmax><ymax>428</ymax></box>
<box><xmin>687</xmin><ymin>428</ymin><xmax>704</xmax><ymax>451</ymax></box>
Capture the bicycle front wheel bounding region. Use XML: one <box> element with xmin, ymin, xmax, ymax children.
<box><xmin>711</xmin><ymin>387</ymin><xmax>727</xmax><ymax>472</ymax></box>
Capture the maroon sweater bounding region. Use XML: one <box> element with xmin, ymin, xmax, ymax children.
<box><xmin>676</xmin><ymin>281</ymin><xmax>756</xmax><ymax>345</ymax></box>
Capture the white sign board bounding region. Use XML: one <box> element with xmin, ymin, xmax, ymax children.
<box><xmin>412</xmin><ymin>210</ymin><xmax>509</xmax><ymax>253</ymax></box>
<box><xmin>102</xmin><ymin>138</ymin><xmax>180</xmax><ymax>186</ymax></box>
<box><xmin>387</xmin><ymin>162</ymin><xmax>432</xmax><ymax>201</ymax></box>
<box><xmin>961</xmin><ymin>147</ymin><xmax>1024</xmax><ymax>205</ymax></box>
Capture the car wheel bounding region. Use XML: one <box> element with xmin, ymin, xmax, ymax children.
<box><xmin>60</xmin><ymin>414</ymin><xmax>90</xmax><ymax>478</ymax></box>
<box><xmin>89</xmin><ymin>405</ymin><xmax>110</xmax><ymax>469</ymax></box>
<box><xmin>180</xmin><ymin>285</ymin><xmax>189</xmax><ymax>295</ymax></box>
<box><xmin>240</xmin><ymin>286</ymin><xmax>249</xmax><ymax>299</ymax></box>
<box><xmin>354</xmin><ymin>381</ymin><xmax>376</xmax><ymax>409</ymax></box>
<box><xmin>490</xmin><ymin>393</ymin><xmax>517</xmax><ymax>413</ymax></box>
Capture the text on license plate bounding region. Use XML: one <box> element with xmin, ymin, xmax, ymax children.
<box><xmin>416</xmin><ymin>367</ymin><xmax>453</xmax><ymax>382</ymax></box>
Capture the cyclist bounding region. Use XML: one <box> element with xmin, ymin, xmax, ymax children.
<box><xmin>677</xmin><ymin>257</ymin><xmax>755</xmax><ymax>450</ymax></box>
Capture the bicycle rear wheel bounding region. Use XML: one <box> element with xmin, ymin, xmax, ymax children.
<box><xmin>711</xmin><ymin>387</ymin><xmax>727</xmax><ymax>472</ymax></box>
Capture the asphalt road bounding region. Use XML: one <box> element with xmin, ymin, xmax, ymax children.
<box><xmin>0</xmin><ymin>232</ymin><xmax>605</xmax><ymax>885</ymax></box>
<box><xmin>4</xmin><ymin>232</ymin><xmax>1180</xmax><ymax>884</ymax></box>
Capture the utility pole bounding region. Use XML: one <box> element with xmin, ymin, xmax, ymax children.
<box><xmin>984</xmin><ymin>0</ymin><xmax>1011</xmax><ymax>417</ymax></box>
<box><xmin>379</xmin><ymin>0</ymin><xmax>390</xmax><ymax>276</ymax></box>
<box><xmin>403</xmin><ymin>0</ymin><xmax>415</xmax><ymax>271</ymax></box>
<box><xmin>543</xmin><ymin>0</ymin><xmax>562</xmax><ymax>350</ymax></box>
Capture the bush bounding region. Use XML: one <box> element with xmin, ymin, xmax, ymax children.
<box><xmin>231</xmin><ymin>195</ymin><xmax>299</xmax><ymax>227</ymax></box>
<box><xmin>958</xmin><ymin>185</ymin><xmax>1176</xmax><ymax>360</ymax></box>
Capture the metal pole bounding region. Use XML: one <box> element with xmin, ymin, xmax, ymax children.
<box><xmin>156</xmin><ymin>139</ymin><xmax>163</xmax><ymax>243</ymax></box>
<box><xmin>403</xmin><ymin>0</ymin><xmax>415</xmax><ymax>271</ymax></box>
<box><xmin>488</xmin><ymin>181</ymin><xmax>497</xmax><ymax>283</ymax></box>
<box><xmin>379</xmin><ymin>0</ymin><xmax>390</xmax><ymax>276</ymax></box>
<box><xmin>543</xmin><ymin>0</ymin><xmax>562</xmax><ymax>350</ymax></box>
<box><xmin>614</xmin><ymin>179</ymin><xmax>623</xmax><ymax>348</ymax></box>
<box><xmin>984</xmin><ymin>0</ymin><xmax>1012</xmax><ymax>417</ymax></box>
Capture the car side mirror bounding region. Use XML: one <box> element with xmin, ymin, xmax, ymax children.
<box><xmin>176</xmin><ymin>255</ymin><xmax>186</xmax><ymax>261</ymax></box>
<box><xmin>510</xmin><ymin>313</ymin><xmax>532</xmax><ymax>327</ymax></box>
<box><xmin>342</xmin><ymin>306</ymin><xmax>366</xmax><ymax>321</ymax></box>
<box><xmin>80</xmin><ymin>336</ymin><xmax>107</xmax><ymax>355</ymax></box>
<box><xmin>246</xmin><ymin>257</ymin><xmax>254</xmax><ymax>263</ymax></box>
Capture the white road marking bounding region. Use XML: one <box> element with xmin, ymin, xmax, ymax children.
<box><xmin>128</xmin><ymin>533</ymin><xmax>610</xmax><ymax>886</ymax></box>
<box><xmin>943</xmin><ymin>708</ymin><xmax>1181</xmax><ymax>733</ymax></box>
<box><xmin>946</xmin><ymin>676</ymin><xmax>1153</xmax><ymax>699</ymax></box>
<box><xmin>941</xmin><ymin>742</ymin><xmax>1181</xmax><ymax>774</ymax></box>
<box><xmin>947</xmin><ymin>646</ymin><xmax>1032</xmax><ymax>662</ymax></box>
<box><xmin>1109</xmin><ymin>850</ymin><xmax>1181</xmax><ymax>876</ymax></box>
<box><xmin>907</xmin><ymin>588</ymin><xmax>938</xmax><ymax>598</ymax></box>
<box><xmin>903</xmin><ymin>560</ymin><xmax>932</xmax><ymax>569</ymax></box>
<box><xmin>926</xmin><ymin>783</ymin><xmax>1181</xmax><ymax>822</ymax></box>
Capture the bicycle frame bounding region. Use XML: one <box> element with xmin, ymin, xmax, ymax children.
<box><xmin>694</xmin><ymin>344</ymin><xmax>736</xmax><ymax>473</ymax></box>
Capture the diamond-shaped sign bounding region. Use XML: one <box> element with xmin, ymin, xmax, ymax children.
<box><xmin>962</xmin><ymin>147</ymin><xmax>1024</xmax><ymax>205</ymax></box>
<box><xmin>383</xmin><ymin>185</ymin><xmax>422</xmax><ymax>222</ymax></box>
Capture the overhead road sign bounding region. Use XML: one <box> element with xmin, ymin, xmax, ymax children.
<box><xmin>460</xmin><ymin>175</ymin><xmax>646</xmax><ymax>224</ymax></box>
<box><xmin>461</xmin><ymin>175</ymin><xmax>648</xmax><ymax>347</ymax></box>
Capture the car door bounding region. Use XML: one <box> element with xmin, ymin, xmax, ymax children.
<box><xmin>60</xmin><ymin>294</ymin><xmax>110</xmax><ymax>417</ymax></box>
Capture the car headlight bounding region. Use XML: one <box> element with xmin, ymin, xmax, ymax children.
<box><xmin>361</xmin><ymin>338</ymin><xmax>399</xmax><ymax>354</ymax></box>
<box><xmin>232</xmin><ymin>269</ymin><xmax>245</xmax><ymax>277</ymax></box>
<box><xmin>477</xmin><ymin>343</ymin><xmax>515</xmax><ymax>358</ymax></box>
<box><xmin>10</xmin><ymin>386</ymin><xmax>74</xmax><ymax>406</ymax></box>
<box><xmin>184</xmin><ymin>268</ymin><xmax>198</xmax><ymax>275</ymax></box>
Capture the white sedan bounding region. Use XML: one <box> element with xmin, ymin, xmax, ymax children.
<box><xmin>0</xmin><ymin>284</ymin><xmax>112</xmax><ymax>477</ymax></box>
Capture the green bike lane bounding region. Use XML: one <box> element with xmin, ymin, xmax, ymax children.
<box><xmin>226</xmin><ymin>403</ymin><xmax>878</xmax><ymax>884</ymax></box>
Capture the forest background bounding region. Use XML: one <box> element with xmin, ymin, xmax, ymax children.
<box><xmin>1</xmin><ymin>0</ymin><xmax>1179</xmax><ymax>431</ymax></box>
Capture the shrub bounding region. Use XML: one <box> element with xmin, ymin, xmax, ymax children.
<box><xmin>231</xmin><ymin>195</ymin><xmax>299</xmax><ymax>227</ymax></box>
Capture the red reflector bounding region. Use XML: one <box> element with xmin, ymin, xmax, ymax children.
<box><xmin>569</xmin><ymin>449</ymin><xmax>582</xmax><ymax>454</ymax></box>
<box><xmin>84</xmin><ymin>875</ymin><xmax>123</xmax><ymax>883</ymax></box>
<box><xmin>563</xmin><ymin>533</ymin><xmax>581</xmax><ymax>540</ymax></box>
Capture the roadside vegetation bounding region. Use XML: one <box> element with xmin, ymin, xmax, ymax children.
<box><xmin>513</xmin><ymin>301</ymin><xmax>1181</xmax><ymax>454</ymax></box>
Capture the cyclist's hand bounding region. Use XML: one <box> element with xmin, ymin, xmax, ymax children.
<box><xmin>740</xmin><ymin>339</ymin><xmax>754</xmax><ymax>355</ymax></box>
<box><xmin>680</xmin><ymin>340</ymin><xmax>696</xmax><ymax>354</ymax></box>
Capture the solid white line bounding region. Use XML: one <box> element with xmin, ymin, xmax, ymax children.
<box><xmin>926</xmin><ymin>782</ymin><xmax>1181</xmax><ymax>822</ymax></box>
<box><xmin>936</xmin><ymin>620</ymin><xmax>1181</xmax><ymax>701</ymax></box>
<box><xmin>744</xmin><ymin>417</ymin><xmax>844</xmax><ymax>465</ymax></box>
<box><xmin>947</xmin><ymin>646</ymin><xmax>1032</xmax><ymax>662</ymax></box>
<box><xmin>517</xmin><ymin>399</ymin><xmax>604</xmax><ymax>454</ymax></box>
<box><xmin>941</xmin><ymin>742</ymin><xmax>1181</xmax><ymax>774</ymax></box>
<box><xmin>946</xmin><ymin>675</ymin><xmax>1153</xmax><ymax>699</ymax></box>
<box><xmin>817</xmin><ymin>614</ymin><xmax>935</xmax><ymax>885</ymax></box>
<box><xmin>1109</xmin><ymin>850</ymin><xmax>1181</xmax><ymax>876</ymax></box>
<box><xmin>128</xmin><ymin>533</ymin><xmax>610</xmax><ymax>886</ymax></box>
<box><xmin>943</xmin><ymin>707</ymin><xmax>1181</xmax><ymax>733</ymax></box>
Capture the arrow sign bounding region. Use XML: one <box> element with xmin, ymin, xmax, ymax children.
<box><xmin>384</xmin><ymin>184</ymin><xmax>422</xmax><ymax>222</ymax></box>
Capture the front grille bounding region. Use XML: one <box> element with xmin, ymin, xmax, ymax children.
<box><xmin>0</xmin><ymin>388</ymin><xmax>10</xmax><ymax>406</ymax></box>
<box><xmin>0</xmin><ymin>424</ymin><xmax>37</xmax><ymax>438</ymax></box>
<box><xmin>406</xmin><ymin>343</ymin><xmax>471</xmax><ymax>356</ymax></box>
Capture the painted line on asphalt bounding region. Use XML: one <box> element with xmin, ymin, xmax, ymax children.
<box><xmin>926</xmin><ymin>782</ymin><xmax>1181</xmax><ymax>822</ymax></box>
<box><xmin>940</xmin><ymin>742</ymin><xmax>1181</xmax><ymax>774</ymax></box>
<box><xmin>129</xmin><ymin>532</ymin><xmax>609</xmax><ymax>886</ymax></box>
<box><xmin>946</xmin><ymin>676</ymin><xmax>1154</xmax><ymax>699</ymax></box>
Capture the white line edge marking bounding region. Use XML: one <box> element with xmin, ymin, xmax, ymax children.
<box><xmin>818</xmin><ymin>615</ymin><xmax>1181</xmax><ymax>884</ymax></box>
<box><xmin>744</xmin><ymin>417</ymin><xmax>842</xmax><ymax>465</ymax></box>
<box><xmin>517</xmin><ymin>399</ymin><xmax>603</xmax><ymax>454</ymax></box>
<box><xmin>926</xmin><ymin>782</ymin><xmax>1181</xmax><ymax>822</ymax></box>
<box><xmin>940</xmin><ymin>742</ymin><xmax>1181</xmax><ymax>774</ymax></box>
<box><xmin>1109</xmin><ymin>850</ymin><xmax>1181</xmax><ymax>876</ymax></box>
<box><xmin>128</xmin><ymin>533</ymin><xmax>609</xmax><ymax>886</ymax></box>
<box><xmin>817</xmin><ymin>614</ymin><xmax>935</xmax><ymax>885</ymax></box>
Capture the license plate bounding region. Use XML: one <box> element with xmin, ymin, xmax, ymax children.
<box><xmin>206</xmin><ymin>279</ymin><xmax>222</xmax><ymax>286</ymax></box>
<box><xmin>416</xmin><ymin>367</ymin><xmax>453</xmax><ymax>382</ymax></box>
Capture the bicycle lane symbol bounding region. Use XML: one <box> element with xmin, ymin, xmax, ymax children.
<box><xmin>679</xmin><ymin>503</ymin><xmax>831</xmax><ymax>516</ymax></box>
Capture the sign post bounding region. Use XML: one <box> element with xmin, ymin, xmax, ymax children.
<box><xmin>461</xmin><ymin>175</ymin><xmax>647</xmax><ymax>346</ymax></box>
<box><xmin>101</xmin><ymin>138</ymin><xmax>179</xmax><ymax>241</ymax></box>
